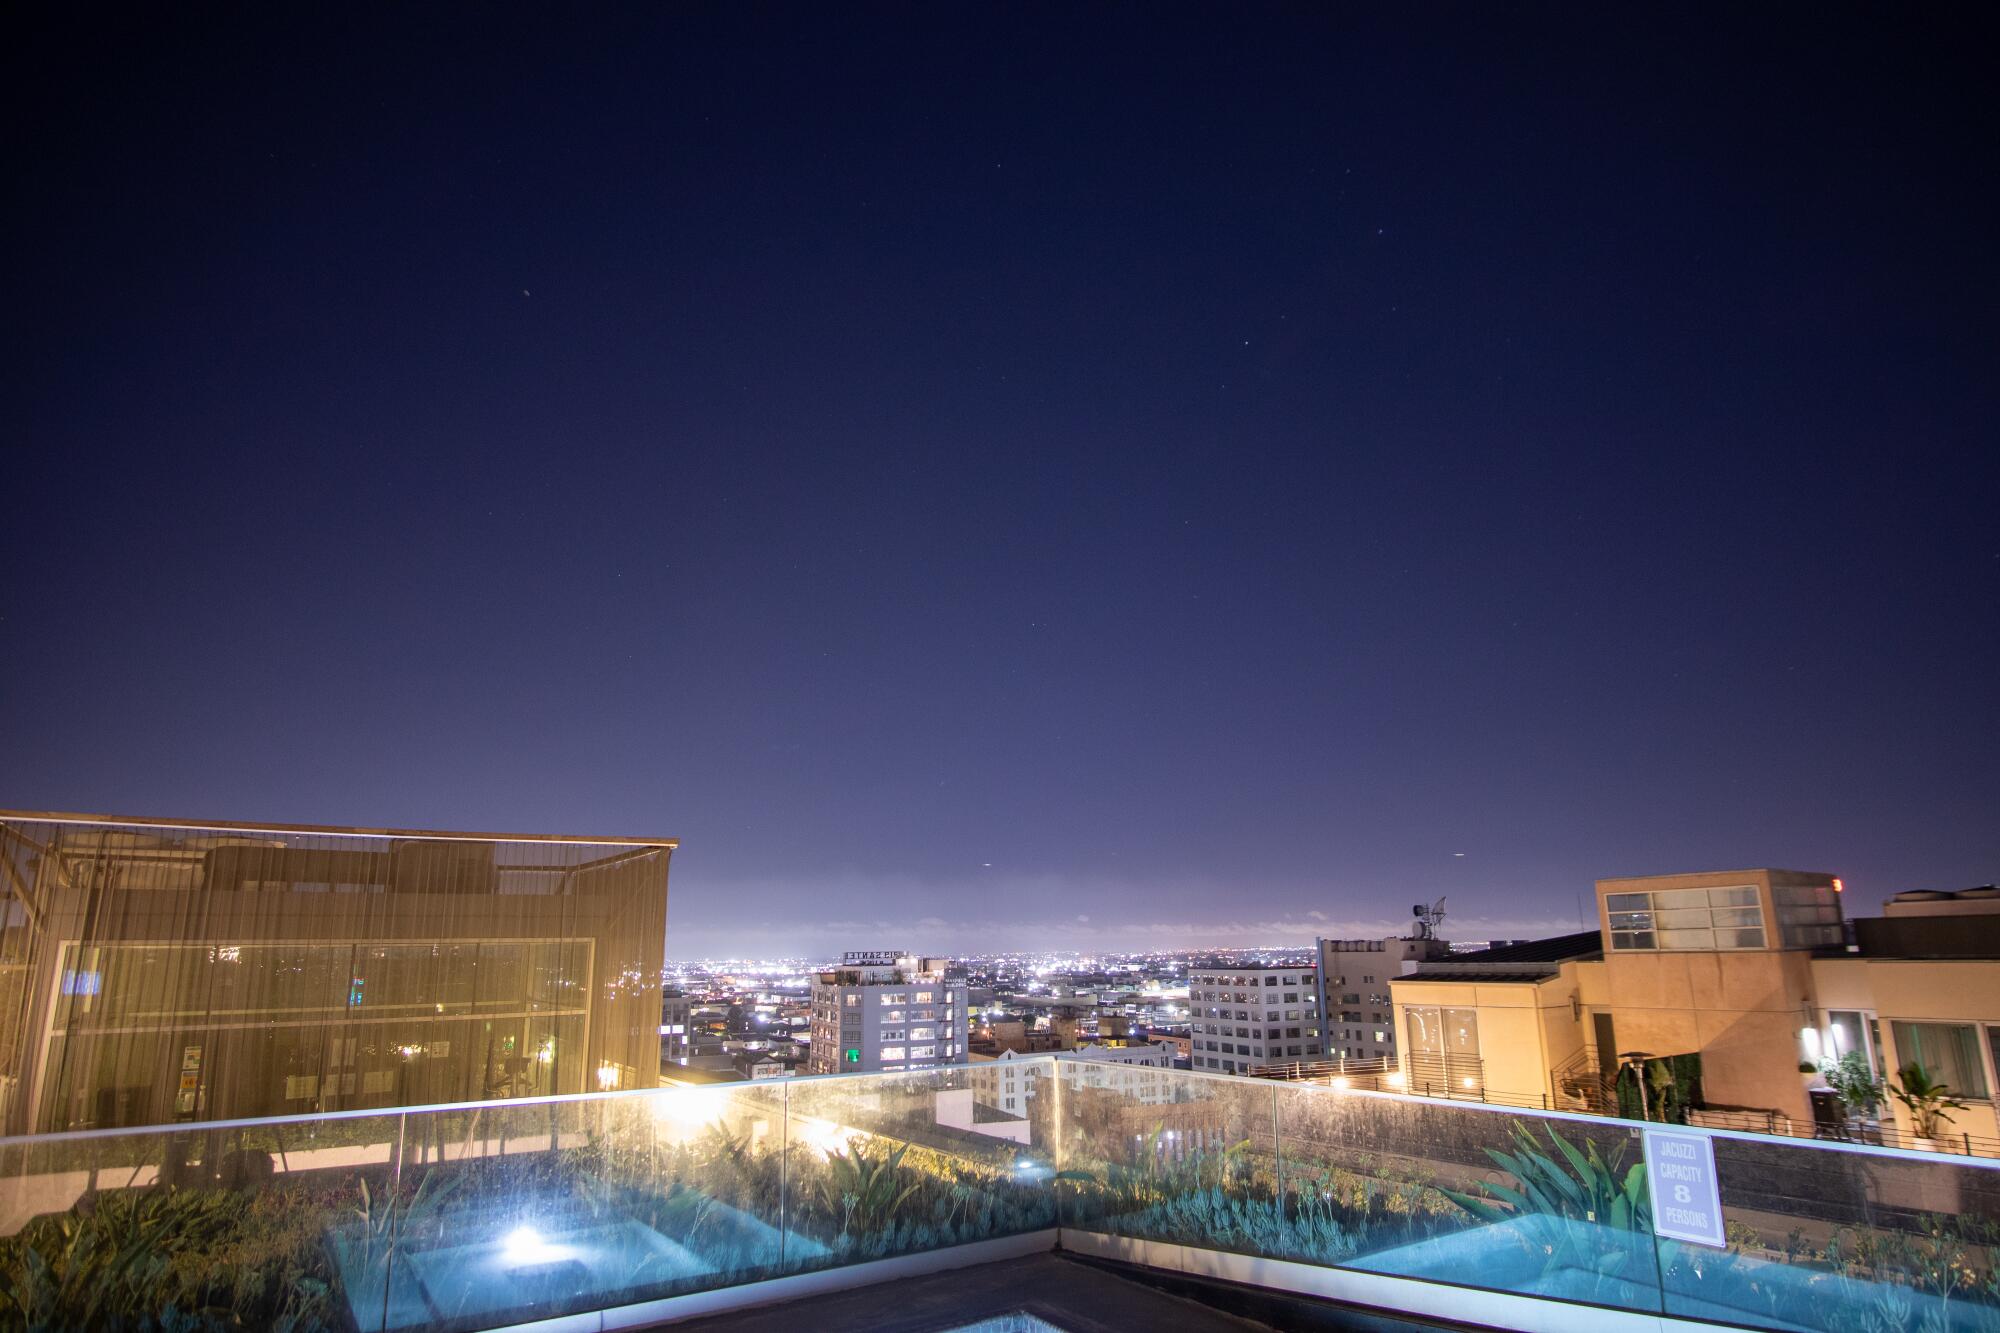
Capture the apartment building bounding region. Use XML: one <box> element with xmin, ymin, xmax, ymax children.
<box><xmin>1385</xmin><ymin>868</ymin><xmax>2000</xmax><ymax>1148</ymax></box>
<box><xmin>0</xmin><ymin>811</ymin><xmax>675</xmax><ymax>1134</ymax></box>
<box><xmin>1188</xmin><ymin>963</ymin><xmax>1321</xmax><ymax>1073</ymax></box>
<box><xmin>970</xmin><ymin>1039</ymin><xmax>1179</xmax><ymax>1119</ymax></box>
<box><xmin>806</xmin><ymin>951</ymin><xmax>968</xmax><ymax>1074</ymax></box>
<box><xmin>1316</xmin><ymin>933</ymin><xmax>1451</xmax><ymax>1062</ymax></box>
<box><xmin>1059</xmin><ymin>1040</ymin><xmax>1177</xmax><ymax>1103</ymax></box>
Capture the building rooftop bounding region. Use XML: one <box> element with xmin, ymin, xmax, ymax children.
<box><xmin>1440</xmin><ymin>931</ymin><xmax>1603</xmax><ymax>964</ymax></box>
<box><xmin>1399</xmin><ymin>929</ymin><xmax>1602</xmax><ymax>981</ymax></box>
<box><xmin>0</xmin><ymin>807</ymin><xmax>678</xmax><ymax>846</ymax></box>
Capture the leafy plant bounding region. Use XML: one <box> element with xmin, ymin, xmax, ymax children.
<box><xmin>1891</xmin><ymin>1063</ymin><xmax>1968</xmax><ymax>1140</ymax></box>
<box><xmin>1445</xmin><ymin>1122</ymin><xmax>1650</xmax><ymax>1234</ymax></box>
<box><xmin>818</xmin><ymin>1142</ymin><xmax>921</xmax><ymax>1241</ymax></box>
<box><xmin>1442</xmin><ymin>1122</ymin><xmax>1651</xmax><ymax>1297</ymax></box>
<box><xmin>1818</xmin><ymin>1051</ymin><xmax>1883</xmax><ymax>1120</ymax></box>
<box><xmin>0</xmin><ymin>1188</ymin><xmax>258</xmax><ymax>1331</ymax></box>
<box><xmin>1116</xmin><ymin>1187</ymin><xmax>1356</xmax><ymax>1263</ymax></box>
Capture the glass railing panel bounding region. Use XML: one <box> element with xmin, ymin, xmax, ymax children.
<box><xmin>607</xmin><ymin>1079</ymin><xmax>793</xmax><ymax>1292</ymax></box>
<box><xmin>781</xmin><ymin>1063</ymin><xmax>1057</xmax><ymax>1271</ymax></box>
<box><xmin>1274</xmin><ymin>1082</ymin><xmax>1666</xmax><ymax>1316</ymax></box>
<box><xmin>1053</xmin><ymin>1065</ymin><xmax>1279</xmax><ymax>1256</ymax></box>
<box><xmin>0</xmin><ymin>1112</ymin><xmax>404</xmax><ymax>1333</ymax></box>
<box><xmin>327</xmin><ymin>1088</ymin><xmax>800</xmax><ymax>1330</ymax></box>
<box><xmin>1654</xmin><ymin>1133</ymin><xmax>2000</xmax><ymax>1332</ymax></box>
<box><xmin>329</xmin><ymin>1099</ymin><xmax>608</xmax><ymax>1330</ymax></box>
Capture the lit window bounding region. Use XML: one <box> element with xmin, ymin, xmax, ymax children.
<box><xmin>879</xmin><ymin>1046</ymin><xmax>906</xmax><ymax>1061</ymax></box>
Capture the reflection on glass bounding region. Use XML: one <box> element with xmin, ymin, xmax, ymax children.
<box><xmin>1</xmin><ymin>1062</ymin><xmax>1999</xmax><ymax>1330</ymax></box>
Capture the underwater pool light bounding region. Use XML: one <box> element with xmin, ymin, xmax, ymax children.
<box><xmin>501</xmin><ymin>1225</ymin><xmax>562</xmax><ymax>1269</ymax></box>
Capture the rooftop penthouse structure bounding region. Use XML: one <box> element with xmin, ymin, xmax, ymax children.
<box><xmin>0</xmin><ymin>811</ymin><xmax>674</xmax><ymax>1135</ymax></box>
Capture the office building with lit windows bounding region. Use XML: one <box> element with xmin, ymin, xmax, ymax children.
<box><xmin>806</xmin><ymin>951</ymin><xmax>968</xmax><ymax>1074</ymax></box>
<box><xmin>0</xmin><ymin>811</ymin><xmax>674</xmax><ymax>1134</ymax></box>
<box><xmin>1188</xmin><ymin>963</ymin><xmax>1321</xmax><ymax>1073</ymax></box>
<box><xmin>1316</xmin><ymin>933</ymin><xmax>1451</xmax><ymax>1062</ymax></box>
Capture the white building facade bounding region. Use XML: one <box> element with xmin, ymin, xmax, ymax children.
<box><xmin>807</xmin><ymin>952</ymin><xmax>968</xmax><ymax>1074</ymax></box>
<box><xmin>1188</xmin><ymin>964</ymin><xmax>1322</xmax><ymax>1073</ymax></box>
<box><xmin>971</xmin><ymin>1040</ymin><xmax>1179</xmax><ymax>1115</ymax></box>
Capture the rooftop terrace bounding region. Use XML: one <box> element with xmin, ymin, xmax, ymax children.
<box><xmin>2</xmin><ymin>1060</ymin><xmax>1996</xmax><ymax>1331</ymax></box>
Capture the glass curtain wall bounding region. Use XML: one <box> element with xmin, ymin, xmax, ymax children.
<box><xmin>0</xmin><ymin>813</ymin><xmax>672</xmax><ymax>1135</ymax></box>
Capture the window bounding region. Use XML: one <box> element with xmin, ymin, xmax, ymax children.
<box><xmin>1607</xmin><ymin>887</ymin><xmax>1766</xmax><ymax>951</ymax></box>
<box><xmin>1774</xmin><ymin>883</ymin><xmax>1845</xmax><ymax>949</ymax></box>
<box><xmin>1892</xmin><ymin>1022</ymin><xmax>1988</xmax><ymax>1099</ymax></box>
<box><xmin>1406</xmin><ymin>1006</ymin><xmax>1482</xmax><ymax>1094</ymax></box>
<box><xmin>1827</xmin><ymin>1010</ymin><xmax>1873</xmax><ymax>1069</ymax></box>
<box><xmin>878</xmin><ymin>1046</ymin><xmax>906</xmax><ymax>1061</ymax></box>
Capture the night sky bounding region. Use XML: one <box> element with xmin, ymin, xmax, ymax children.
<box><xmin>6</xmin><ymin>8</ymin><xmax>1994</xmax><ymax>958</ymax></box>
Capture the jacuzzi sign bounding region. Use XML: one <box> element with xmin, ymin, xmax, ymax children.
<box><xmin>1643</xmin><ymin>1127</ymin><xmax>1725</xmax><ymax>1247</ymax></box>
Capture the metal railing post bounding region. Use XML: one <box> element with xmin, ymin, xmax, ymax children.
<box><xmin>778</xmin><ymin>1081</ymin><xmax>789</xmax><ymax>1272</ymax></box>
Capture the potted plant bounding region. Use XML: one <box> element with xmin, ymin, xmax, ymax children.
<box><xmin>1890</xmin><ymin>1062</ymin><xmax>1968</xmax><ymax>1152</ymax></box>
<box><xmin>1819</xmin><ymin>1051</ymin><xmax>1884</xmax><ymax>1140</ymax></box>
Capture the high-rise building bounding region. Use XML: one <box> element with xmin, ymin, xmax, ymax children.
<box><xmin>1187</xmin><ymin>963</ymin><xmax>1321</xmax><ymax>1073</ymax></box>
<box><xmin>807</xmin><ymin>951</ymin><xmax>968</xmax><ymax>1074</ymax></box>
<box><xmin>0</xmin><ymin>811</ymin><xmax>675</xmax><ymax>1134</ymax></box>
<box><xmin>1316</xmin><ymin>934</ymin><xmax>1452</xmax><ymax>1063</ymax></box>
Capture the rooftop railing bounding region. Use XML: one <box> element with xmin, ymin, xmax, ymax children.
<box><xmin>2</xmin><ymin>1061</ymin><xmax>1998</xmax><ymax>1331</ymax></box>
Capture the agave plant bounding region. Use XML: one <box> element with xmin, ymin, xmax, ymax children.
<box><xmin>1441</xmin><ymin>1122</ymin><xmax>1651</xmax><ymax>1296</ymax></box>
<box><xmin>819</xmin><ymin>1142</ymin><xmax>921</xmax><ymax>1242</ymax></box>
<box><xmin>351</xmin><ymin>1167</ymin><xmax>461</xmax><ymax>1270</ymax></box>
<box><xmin>1445</xmin><ymin>1122</ymin><xmax>1650</xmax><ymax>1233</ymax></box>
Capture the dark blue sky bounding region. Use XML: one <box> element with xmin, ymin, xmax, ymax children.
<box><xmin>5</xmin><ymin>8</ymin><xmax>1994</xmax><ymax>957</ymax></box>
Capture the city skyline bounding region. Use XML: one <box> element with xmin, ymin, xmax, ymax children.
<box><xmin>7</xmin><ymin>8</ymin><xmax>1994</xmax><ymax>962</ymax></box>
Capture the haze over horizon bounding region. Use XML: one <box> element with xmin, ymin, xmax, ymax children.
<box><xmin>6</xmin><ymin>8</ymin><xmax>1994</xmax><ymax>962</ymax></box>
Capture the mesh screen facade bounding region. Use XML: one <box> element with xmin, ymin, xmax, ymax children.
<box><xmin>0</xmin><ymin>812</ymin><xmax>674</xmax><ymax>1134</ymax></box>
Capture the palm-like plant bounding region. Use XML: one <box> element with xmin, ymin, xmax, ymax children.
<box><xmin>1892</xmin><ymin>1063</ymin><xmax>1969</xmax><ymax>1141</ymax></box>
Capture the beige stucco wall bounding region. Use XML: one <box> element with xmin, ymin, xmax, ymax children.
<box><xmin>1813</xmin><ymin>957</ymin><xmax>2000</xmax><ymax>1145</ymax></box>
<box><xmin>1600</xmin><ymin>947</ymin><xmax>1817</xmax><ymax>1120</ymax></box>
<box><xmin>1389</xmin><ymin>971</ymin><xmax>1586</xmax><ymax>1107</ymax></box>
